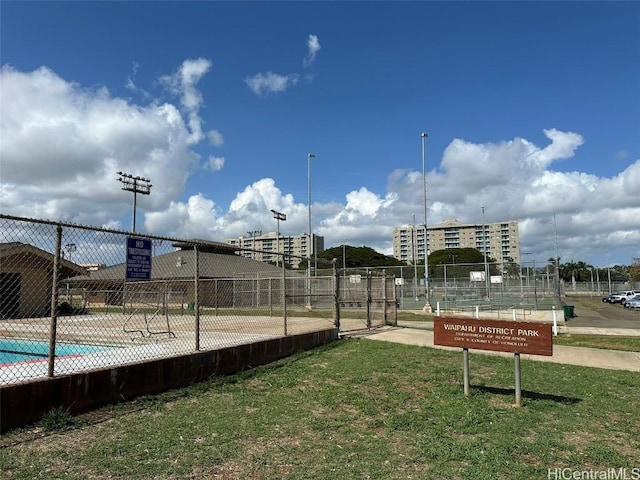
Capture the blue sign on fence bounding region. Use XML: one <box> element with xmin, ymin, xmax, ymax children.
<box><xmin>126</xmin><ymin>237</ymin><xmax>152</xmax><ymax>280</ymax></box>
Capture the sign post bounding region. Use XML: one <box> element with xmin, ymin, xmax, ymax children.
<box><xmin>434</xmin><ymin>317</ymin><xmax>553</xmax><ymax>406</ymax></box>
<box><xmin>463</xmin><ymin>347</ymin><xmax>470</xmax><ymax>396</ymax></box>
<box><xmin>126</xmin><ymin>237</ymin><xmax>152</xmax><ymax>281</ymax></box>
<box><xmin>515</xmin><ymin>352</ymin><xmax>522</xmax><ymax>407</ymax></box>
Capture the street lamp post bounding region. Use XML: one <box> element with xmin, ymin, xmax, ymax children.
<box><xmin>271</xmin><ymin>210</ymin><xmax>286</xmax><ymax>267</ymax></box>
<box><xmin>117</xmin><ymin>171</ymin><xmax>152</xmax><ymax>233</ymax></box>
<box><xmin>421</xmin><ymin>132</ymin><xmax>432</xmax><ymax>312</ymax></box>
<box><xmin>307</xmin><ymin>153</ymin><xmax>315</xmax><ymax>309</ymax></box>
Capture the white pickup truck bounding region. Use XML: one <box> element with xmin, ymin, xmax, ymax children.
<box><xmin>609</xmin><ymin>291</ymin><xmax>639</xmax><ymax>304</ymax></box>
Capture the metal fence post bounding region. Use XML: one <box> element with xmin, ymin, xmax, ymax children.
<box><xmin>333</xmin><ymin>259</ymin><xmax>340</xmax><ymax>330</ymax></box>
<box><xmin>47</xmin><ymin>226</ymin><xmax>62</xmax><ymax>377</ymax></box>
<box><xmin>366</xmin><ymin>271</ymin><xmax>372</xmax><ymax>330</ymax></box>
<box><xmin>382</xmin><ymin>270</ymin><xmax>388</xmax><ymax>326</ymax></box>
<box><xmin>194</xmin><ymin>243</ymin><xmax>200</xmax><ymax>351</ymax></box>
<box><xmin>282</xmin><ymin>253</ymin><xmax>288</xmax><ymax>336</ymax></box>
<box><xmin>392</xmin><ymin>276</ymin><xmax>398</xmax><ymax>326</ymax></box>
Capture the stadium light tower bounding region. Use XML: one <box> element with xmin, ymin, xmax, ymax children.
<box><xmin>271</xmin><ymin>209</ymin><xmax>286</xmax><ymax>267</ymax></box>
<box><xmin>117</xmin><ymin>171</ymin><xmax>152</xmax><ymax>232</ymax></box>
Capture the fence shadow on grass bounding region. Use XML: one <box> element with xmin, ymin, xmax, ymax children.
<box><xmin>473</xmin><ymin>385</ymin><xmax>582</xmax><ymax>405</ymax></box>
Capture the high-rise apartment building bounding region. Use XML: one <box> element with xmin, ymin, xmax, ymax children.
<box><xmin>392</xmin><ymin>219</ymin><xmax>520</xmax><ymax>265</ymax></box>
<box><xmin>225</xmin><ymin>232</ymin><xmax>325</xmax><ymax>268</ymax></box>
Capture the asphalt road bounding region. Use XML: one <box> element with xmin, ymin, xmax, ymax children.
<box><xmin>564</xmin><ymin>295</ymin><xmax>640</xmax><ymax>329</ymax></box>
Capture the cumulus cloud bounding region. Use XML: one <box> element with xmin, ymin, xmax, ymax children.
<box><xmin>145</xmin><ymin>194</ymin><xmax>221</xmax><ymax>239</ymax></box>
<box><xmin>1</xmin><ymin>62</ymin><xmax>638</xmax><ymax>265</ymax></box>
<box><xmin>244</xmin><ymin>72</ymin><xmax>299</xmax><ymax>97</ymax></box>
<box><xmin>159</xmin><ymin>58</ymin><xmax>212</xmax><ymax>144</ymax></box>
<box><xmin>0</xmin><ymin>63</ymin><xmax>201</xmax><ymax>224</ymax></box>
<box><xmin>303</xmin><ymin>34</ymin><xmax>321</xmax><ymax>67</ymax></box>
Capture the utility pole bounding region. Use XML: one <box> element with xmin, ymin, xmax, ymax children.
<box><xmin>117</xmin><ymin>172</ymin><xmax>152</xmax><ymax>232</ymax></box>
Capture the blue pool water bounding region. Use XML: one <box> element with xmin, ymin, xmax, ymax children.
<box><xmin>0</xmin><ymin>339</ymin><xmax>110</xmax><ymax>365</ymax></box>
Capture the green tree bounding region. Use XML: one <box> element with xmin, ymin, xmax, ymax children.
<box><xmin>311</xmin><ymin>245</ymin><xmax>405</xmax><ymax>271</ymax></box>
<box><xmin>502</xmin><ymin>257</ymin><xmax>521</xmax><ymax>279</ymax></box>
<box><xmin>428</xmin><ymin>248</ymin><xmax>499</xmax><ymax>280</ymax></box>
<box><xmin>560</xmin><ymin>260</ymin><xmax>593</xmax><ymax>282</ymax></box>
<box><xmin>629</xmin><ymin>258</ymin><xmax>640</xmax><ymax>282</ymax></box>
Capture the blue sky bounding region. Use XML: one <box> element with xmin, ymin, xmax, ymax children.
<box><xmin>1</xmin><ymin>1</ymin><xmax>639</xmax><ymax>267</ymax></box>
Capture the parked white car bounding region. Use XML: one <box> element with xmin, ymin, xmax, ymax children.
<box><xmin>622</xmin><ymin>294</ymin><xmax>640</xmax><ymax>309</ymax></box>
<box><xmin>609</xmin><ymin>291</ymin><xmax>638</xmax><ymax>304</ymax></box>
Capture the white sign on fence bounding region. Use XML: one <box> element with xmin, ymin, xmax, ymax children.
<box><xmin>470</xmin><ymin>271</ymin><xmax>485</xmax><ymax>282</ymax></box>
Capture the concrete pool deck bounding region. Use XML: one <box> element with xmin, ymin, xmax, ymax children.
<box><xmin>0</xmin><ymin>313</ymin><xmax>370</xmax><ymax>384</ymax></box>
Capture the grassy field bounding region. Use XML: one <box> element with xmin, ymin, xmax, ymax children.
<box><xmin>553</xmin><ymin>334</ymin><xmax>640</xmax><ymax>352</ymax></box>
<box><xmin>1</xmin><ymin>339</ymin><xmax>638</xmax><ymax>479</ymax></box>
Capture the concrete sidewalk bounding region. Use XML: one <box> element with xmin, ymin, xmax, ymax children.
<box><xmin>361</xmin><ymin>324</ymin><xmax>640</xmax><ymax>373</ymax></box>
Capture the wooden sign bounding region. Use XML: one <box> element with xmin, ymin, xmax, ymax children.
<box><xmin>434</xmin><ymin>317</ymin><xmax>553</xmax><ymax>356</ymax></box>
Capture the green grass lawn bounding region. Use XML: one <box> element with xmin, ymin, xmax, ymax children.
<box><xmin>1</xmin><ymin>339</ymin><xmax>638</xmax><ymax>479</ymax></box>
<box><xmin>553</xmin><ymin>334</ymin><xmax>640</xmax><ymax>352</ymax></box>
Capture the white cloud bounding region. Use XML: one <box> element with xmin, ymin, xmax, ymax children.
<box><xmin>1</xmin><ymin>62</ymin><xmax>638</xmax><ymax>266</ymax></box>
<box><xmin>245</xmin><ymin>72</ymin><xmax>299</xmax><ymax>97</ymax></box>
<box><xmin>246</xmin><ymin>35</ymin><xmax>320</xmax><ymax>97</ymax></box>
<box><xmin>159</xmin><ymin>58</ymin><xmax>212</xmax><ymax>144</ymax></box>
<box><xmin>530</xmin><ymin>128</ymin><xmax>584</xmax><ymax>167</ymax></box>
<box><xmin>207</xmin><ymin>129</ymin><xmax>224</xmax><ymax>147</ymax></box>
<box><xmin>0</xmin><ymin>64</ymin><xmax>200</xmax><ymax>224</ymax></box>
<box><xmin>145</xmin><ymin>194</ymin><xmax>222</xmax><ymax>239</ymax></box>
<box><xmin>206</xmin><ymin>156</ymin><xmax>225</xmax><ymax>171</ymax></box>
<box><xmin>303</xmin><ymin>34</ymin><xmax>321</xmax><ymax>67</ymax></box>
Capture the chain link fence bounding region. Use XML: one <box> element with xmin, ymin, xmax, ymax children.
<box><xmin>0</xmin><ymin>214</ymin><xmax>396</xmax><ymax>385</ymax></box>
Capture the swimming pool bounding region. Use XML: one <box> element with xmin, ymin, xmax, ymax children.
<box><xmin>0</xmin><ymin>338</ymin><xmax>111</xmax><ymax>365</ymax></box>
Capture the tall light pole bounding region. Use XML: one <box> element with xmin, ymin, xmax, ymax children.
<box><xmin>117</xmin><ymin>171</ymin><xmax>152</xmax><ymax>233</ymax></box>
<box><xmin>481</xmin><ymin>206</ymin><xmax>490</xmax><ymax>299</ymax></box>
<box><xmin>421</xmin><ymin>132</ymin><xmax>431</xmax><ymax>311</ymax></box>
<box><xmin>307</xmin><ymin>153</ymin><xmax>315</xmax><ymax>309</ymax></box>
<box><xmin>271</xmin><ymin>210</ymin><xmax>286</xmax><ymax>267</ymax></box>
